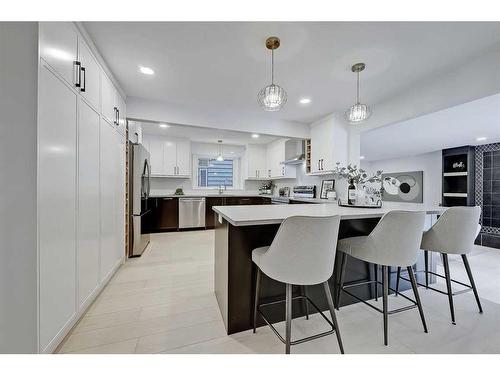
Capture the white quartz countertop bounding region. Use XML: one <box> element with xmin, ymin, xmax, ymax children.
<box><xmin>212</xmin><ymin>202</ymin><xmax>446</xmax><ymax>226</ymax></box>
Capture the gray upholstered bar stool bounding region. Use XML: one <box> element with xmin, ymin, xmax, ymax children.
<box><xmin>396</xmin><ymin>206</ymin><xmax>483</xmax><ymax>325</ymax></box>
<box><xmin>252</xmin><ymin>215</ymin><xmax>344</xmax><ymax>354</ymax></box>
<box><xmin>335</xmin><ymin>211</ymin><xmax>427</xmax><ymax>346</ymax></box>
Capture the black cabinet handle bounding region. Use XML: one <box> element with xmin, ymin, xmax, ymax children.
<box><xmin>117</xmin><ymin>109</ymin><xmax>120</xmax><ymax>126</ymax></box>
<box><xmin>80</xmin><ymin>67</ymin><xmax>86</xmax><ymax>92</ymax></box>
<box><xmin>75</xmin><ymin>61</ymin><xmax>81</xmax><ymax>88</ymax></box>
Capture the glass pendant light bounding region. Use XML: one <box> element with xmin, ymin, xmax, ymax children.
<box><xmin>345</xmin><ymin>63</ymin><xmax>371</xmax><ymax>124</ymax></box>
<box><xmin>216</xmin><ymin>140</ymin><xmax>224</xmax><ymax>162</ymax></box>
<box><xmin>257</xmin><ymin>37</ymin><xmax>287</xmax><ymax>111</ymax></box>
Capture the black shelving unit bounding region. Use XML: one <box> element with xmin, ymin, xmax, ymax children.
<box><xmin>442</xmin><ymin>146</ymin><xmax>475</xmax><ymax>207</ymax></box>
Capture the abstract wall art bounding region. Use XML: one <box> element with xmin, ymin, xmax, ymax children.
<box><xmin>381</xmin><ymin>171</ymin><xmax>423</xmax><ymax>203</ymax></box>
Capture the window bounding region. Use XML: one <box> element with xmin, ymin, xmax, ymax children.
<box><xmin>196</xmin><ymin>158</ymin><xmax>235</xmax><ymax>188</ymax></box>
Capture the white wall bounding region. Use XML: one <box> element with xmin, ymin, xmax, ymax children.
<box><xmin>361</xmin><ymin>151</ymin><xmax>442</xmax><ymax>206</ymax></box>
<box><xmin>0</xmin><ymin>22</ymin><xmax>38</xmax><ymax>353</ymax></box>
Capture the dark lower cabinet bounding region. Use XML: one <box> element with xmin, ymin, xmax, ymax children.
<box><xmin>156</xmin><ymin>197</ymin><xmax>179</xmax><ymax>230</ymax></box>
<box><xmin>143</xmin><ymin>197</ymin><xmax>179</xmax><ymax>233</ymax></box>
<box><xmin>145</xmin><ymin>195</ymin><xmax>272</xmax><ymax>232</ymax></box>
<box><xmin>206</xmin><ymin>197</ymin><xmax>224</xmax><ymax>229</ymax></box>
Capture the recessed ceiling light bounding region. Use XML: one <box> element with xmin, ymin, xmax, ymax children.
<box><xmin>299</xmin><ymin>98</ymin><xmax>311</xmax><ymax>104</ymax></box>
<box><xmin>476</xmin><ymin>137</ymin><xmax>487</xmax><ymax>142</ymax></box>
<box><xmin>360</xmin><ymin>155</ymin><xmax>365</xmax><ymax>160</ymax></box>
<box><xmin>139</xmin><ymin>66</ymin><xmax>154</xmax><ymax>75</ymax></box>
<box><xmin>159</xmin><ymin>123</ymin><xmax>170</xmax><ymax>128</ymax></box>
<box><xmin>251</xmin><ymin>134</ymin><xmax>260</xmax><ymax>138</ymax></box>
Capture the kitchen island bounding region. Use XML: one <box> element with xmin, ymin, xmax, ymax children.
<box><xmin>212</xmin><ymin>203</ymin><xmax>445</xmax><ymax>334</ymax></box>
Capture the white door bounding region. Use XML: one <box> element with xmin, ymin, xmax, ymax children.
<box><xmin>99</xmin><ymin>121</ymin><xmax>117</xmax><ymax>282</ymax></box>
<box><xmin>101</xmin><ymin>72</ymin><xmax>116</xmax><ymax>125</ymax></box>
<box><xmin>77</xmin><ymin>99</ymin><xmax>100</xmax><ymax>308</ymax></box>
<box><xmin>162</xmin><ymin>139</ymin><xmax>177</xmax><ymax>176</ymax></box>
<box><xmin>78</xmin><ymin>38</ymin><xmax>100</xmax><ymax>111</ymax></box>
<box><xmin>176</xmin><ymin>139</ymin><xmax>191</xmax><ymax>176</ymax></box>
<box><xmin>39</xmin><ymin>22</ymin><xmax>78</xmax><ymax>88</ymax></box>
<box><xmin>38</xmin><ymin>63</ymin><xmax>77</xmax><ymax>351</ymax></box>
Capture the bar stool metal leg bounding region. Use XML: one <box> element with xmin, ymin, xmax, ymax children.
<box><xmin>335</xmin><ymin>252</ymin><xmax>347</xmax><ymax>309</ymax></box>
<box><xmin>395</xmin><ymin>266</ymin><xmax>401</xmax><ymax>296</ymax></box>
<box><xmin>442</xmin><ymin>254</ymin><xmax>456</xmax><ymax>325</ymax></box>
<box><xmin>382</xmin><ymin>265</ymin><xmax>389</xmax><ymax>346</ymax></box>
<box><xmin>407</xmin><ymin>266</ymin><xmax>428</xmax><ymax>333</ymax></box>
<box><xmin>424</xmin><ymin>250</ymin><xmax>429</xmax><ymax>289</ymax></box>
<box><xmin>301</xmin><ymin>285</ymin><xmax>309</xmax><ymax>320</ymax></box>
<box><xmin>285</xmin><ymin>283</ymin><xmax>292</xmax><ymax>354</ymax></box>
<box><xmin>323</xmin><ymin>281</ymin><xmax>345</xmax><ymax>354</ymax></box>
<box><xmin>374</xmin><ymin>264</ymin><xmax>378</xmax><ymax>301</ymax></box>
<box><xmin>461</xmin><ymin>254</ymin><xmax>483</xmax><ymax>313</ymax></box>
<box><xmin>253</xmin><ymin>268</ymin><xmax>261</xmax><ymax>333</ymax></box>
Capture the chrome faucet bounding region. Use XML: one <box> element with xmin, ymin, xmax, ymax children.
<box><xmin>218</xmin><ymin>179</ymin><xmax>227</xmax><ymax>195</ymax></box>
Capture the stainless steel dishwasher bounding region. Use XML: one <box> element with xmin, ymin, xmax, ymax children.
<box><xmin>178</xmin><ymin>197</ymin><xmax>206</xmax><ymax>229</ymax></box>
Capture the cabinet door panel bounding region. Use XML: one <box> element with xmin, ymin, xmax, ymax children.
<box><xmin>38</xmin><ymin>64</ymin><xmax>77</xmax><ymax>350</ymax></box>
<box><xmin>40</xmin><ymin>22</ymin><xmax>78</xmax><ymax>87</ymax></box>
<box><xmin>157</xmin><ymin>198</ymin><xmax>179</xmax><ymax>230</ymax></box>
<box><xmin>115</xmin><ymin>93</ymin><xmax>127</xmax><ymax>136</ymax></box>
<box><xmin>77</xmin><ymin>100</ymin><xmax>100</xmax><ymax>308</ymax></box>
<box><xmin>100</xmin><ymin>121</ymin><xmax>117</xmax><ymax>281</ymax></box>
<box><xmin>176</xmin><ymin>139</ymin><xmax>191</xmax><ymax>176</ymax></box>
<box><xmin>149</xmin><ymin>138</ymin><xmax>166</xmax><ymax>175</ymax></box>
<box><xmin>101</xmin><ymin>72</ymin><xmax>116</xmax><ymax>125</ymax></box>
<box><xmin>162</xmin><ymin>139</ymin><xmax>177</xmax><ymax>176</ymax></box>
<box><xmin>78</xmin><ymin>39</ymin><xmax>100</xmax><ymax>110</ymax></box>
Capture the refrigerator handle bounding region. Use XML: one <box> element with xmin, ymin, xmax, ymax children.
<box><xmin>145</xmin><ymin>159</ymin><xmax>151</xmax><ymax>198</ymax></box>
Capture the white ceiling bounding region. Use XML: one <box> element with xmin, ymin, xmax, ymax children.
<box><xmin>134</xmin><ymin>120</ymin><xmax>282</xmax><ymax>145</ymax></box>
<box><xmin>84</xmin><ymin>22</ymin><xmax>500</xmax><ymax>125</ymax></box>
<box><xmin>360</xmin><ymin>93</ymin><xmax>500</xmax><ymax>161</ymax></box>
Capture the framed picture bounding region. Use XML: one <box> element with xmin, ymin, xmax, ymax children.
<box><xmin>320</xmin><ymin>179</ymin><xmax>335</xmax><ymax>199</ymax></box>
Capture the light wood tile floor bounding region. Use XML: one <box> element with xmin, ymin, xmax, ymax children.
<box><xmin>58</xmin><ymin>230</ymin><xmax>500</xmax><ymax>354</ymax></box>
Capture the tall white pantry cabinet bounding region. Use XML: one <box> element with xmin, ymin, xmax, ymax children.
<box><xmin>37</xmin><ymin>22</ymin><xmax>126</xmax><ymax>353</ymax></box>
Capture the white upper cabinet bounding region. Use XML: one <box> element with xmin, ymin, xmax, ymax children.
<box><xmin>143</xmin><ymin>135</ymin><xmax>191</xmax><ymax>177</ymax></box>
<box><xmin>39</xmin><ymin>22</ymin><xmax>78</xmax><ymax>88</ymax></box>
<box><xmin>175</xmin><ymin>139</ymin><xmax>191</xmax><ymax>176</ymax></box>
<box><xmin>265</xmin><ymin>139</ymin><xmax>296</xmax><ymax>179</ymax></box>
<box><xmin>78</xmin><ymin>38</ymin><xmax>100</xmax><ymax>110</ymax></box>
<box><xmin>245</xmin><ymin>144</ymin><xmax>267</xmax><ymax>179</ymax></box>
<box><xmin>101</xmin><ymin>72</ymin><xmax>116</xmax><ymax>125</ymax></box>
<box><xmin>115</xmin><ymin>93</ymin><xmax>127</xmax><ymax>135</ymax></box>
<box><xmin>310</xmin><ymin>114</ymin><xmax>348</xmax><ymax>174</ymax></box>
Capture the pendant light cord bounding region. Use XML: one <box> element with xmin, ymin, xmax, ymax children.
<box><xmin>271</xmin><ymin>49</ymin><xmax>274</xmax><ymax>85</ymax></box>
<box><xmin>356</xmin><ymin>71</ymin><xmax>360</xmax><ymax>104</ymax></box>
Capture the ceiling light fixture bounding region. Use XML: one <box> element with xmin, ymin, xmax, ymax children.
<box><xmin>257</xmin><ymin>37</ymin><xmax>287</xmax><ymax>111</ymax></box>
<box><xmin>159</xmin><ymin>123</ymin><xmax>170</xmax><ymax>128</ymax></box>
<box><xmin>216</xmin><ymin>140</ymin><xmax>224</xmax><ymax>162</ymax></box>
<box><xmin>360</xmin><ymin>155</ymin><xmax>365</xmax><ymax>160</ymax></box>
<box><xmin>139</xmin><ymin>66</ymin><xmax>155</xmax><ymax>75</ymax></box>
<box><xmin>476</xmin><ymin>137</ymin><xmax>487</xmax><ymax>142</ymax></box>
<box><xmin>345</xmin><ymin>63</ymin><xmax>371</xmax><ymax>124</ymax></box>
<box><xmin>251</xmin><ymin>134</ymin><xmax>260</xmax><ymax>138</ymax></box>
<box><xmin>299</xmin><ymin>98</ymin><xmax>311</xmax><ymax>104</ymax></box>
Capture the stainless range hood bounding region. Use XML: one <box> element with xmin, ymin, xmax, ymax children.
<box><xmin>282</xmin><ymin>139</ymin><xmax>305</xmax><ymax>165</ymax></box>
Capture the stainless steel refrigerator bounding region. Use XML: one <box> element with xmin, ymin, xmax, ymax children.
<box><xmin>128</xmin><ymin>142</ymin><xmax>151</xmax><ymax>257</ymax></box>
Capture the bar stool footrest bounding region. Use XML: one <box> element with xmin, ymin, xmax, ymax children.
<box><xmin>257</xmin><ymin>295</ymin><xmax>335</xmax><ymax>346</ymax></box>
<box><xmin>400</xmin><ymin>269</ymin><xmax>473</xmax><ymax>296</ymax></box>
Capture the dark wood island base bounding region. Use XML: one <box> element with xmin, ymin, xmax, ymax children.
<box><xmin>214</xmin><ymin>216</ymin><xmax>434</xmax><ymax>335</ymax></box>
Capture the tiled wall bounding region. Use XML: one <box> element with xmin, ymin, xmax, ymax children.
<box><xmin>475</xmin><ymin>143</ymin><xmax>500</xmax><ymax>249</ymax></box>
